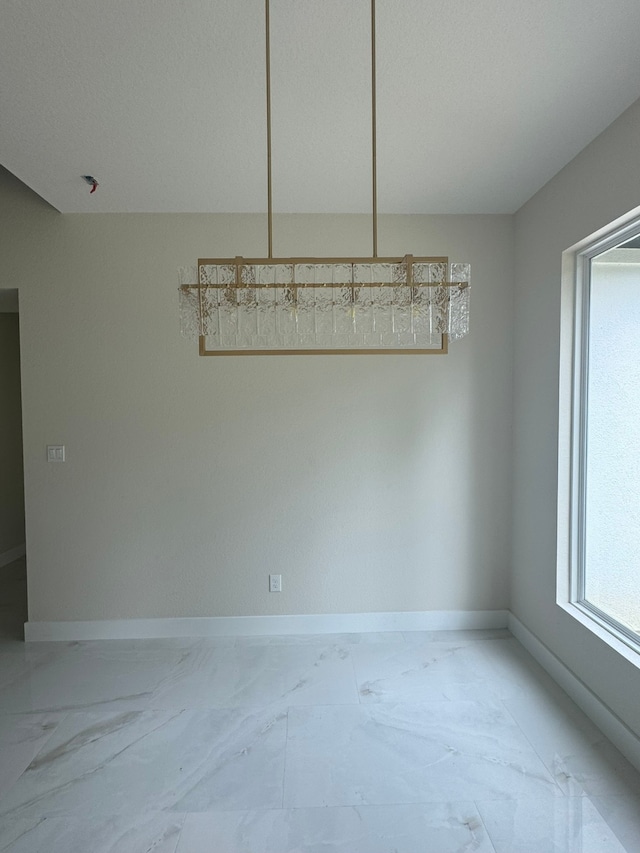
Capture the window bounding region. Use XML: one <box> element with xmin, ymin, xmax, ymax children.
<box><xmin>560</xmin><ymin>214</ymin><xmax>640</xmax><ymax>656</ymax></box>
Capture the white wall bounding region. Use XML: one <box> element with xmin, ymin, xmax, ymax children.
<box><xmin>0</xmin><ymin>312</ymin><xmax>25</xmax><ymax>556</ymax></box>
<box><xmin>513</xmin><ymin>97</ymin><xmax>640</xmax><ymax>737</ymax></box>
<box><xmin>0</xmin><ymin>167</ymin><xmax>513</xmax><ymax>623</ymax></box>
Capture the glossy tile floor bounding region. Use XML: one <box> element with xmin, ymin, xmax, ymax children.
<box><xmin>1</xmin><ymin>558</ymin><xmax>640</xmax><ymax>851</ymax></box>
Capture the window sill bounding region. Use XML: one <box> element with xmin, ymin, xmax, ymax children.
<box><xmin>558</xmin><ymin>600</ymin><xmax>640</xmax><ymax>670</ymax></box>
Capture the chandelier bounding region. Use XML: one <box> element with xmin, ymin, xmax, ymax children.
<box><xmin>179</xmin><ymin>0</ymin><xmax>470</xmax><ymax>356</ymax></box>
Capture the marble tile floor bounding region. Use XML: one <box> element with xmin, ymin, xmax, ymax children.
<box><xmin>0</xmin><ymin>564</ymin><xmax>639</xmax><ymax>850</ymax></box>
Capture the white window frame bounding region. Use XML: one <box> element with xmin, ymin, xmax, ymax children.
<box><xmin>558</xmin><ymin>211</ymin><xmax>640</xmax><ymax>665</ymax></box>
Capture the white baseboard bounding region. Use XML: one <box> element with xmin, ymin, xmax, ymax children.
<box><xmin>24</xmin><ymin>608</ymin><xmax>508</xmax><ymax>642</ymax></box>
<box><xmin>508</xmin><ymin>613</ymin><xmax>640</xmax><ymax>774</ymax></box>
<box><xmin>0</xmin><ymin>543</ymin><xmax>25</xmax><ymax>568</ymax></box>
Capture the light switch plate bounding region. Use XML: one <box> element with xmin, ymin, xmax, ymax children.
<box><xmin>47</xmin><ymin>445</ymin><xmax>65</xmax><ymax>462</ymax></box>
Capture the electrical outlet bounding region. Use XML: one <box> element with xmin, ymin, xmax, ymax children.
<box><xmin>269</xmin><ymin>574</ymin><xmax>282</xmax><ymax>593</ymax></box>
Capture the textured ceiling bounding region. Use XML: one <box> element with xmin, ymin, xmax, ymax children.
<box><xmin>2</xmin><ymin>0</ymin><xmax>640</xmax><ymax>214</ymax></box>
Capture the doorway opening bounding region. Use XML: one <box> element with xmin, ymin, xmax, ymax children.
<box><xmin>0</xmin><ymin>288</ymin><xmax>27</xmax><ymax>640</ymax></box>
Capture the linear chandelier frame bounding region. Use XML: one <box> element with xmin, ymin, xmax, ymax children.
<box><xmin>179</xmin><ymin>0</ymin><xmax>470</xmax><ymax>355</ymax></box>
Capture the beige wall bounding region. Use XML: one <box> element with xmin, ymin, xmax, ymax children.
<box><xmin>0</xmin><ymin>312</ymin><xmax>25</xmax><ymax>556</ymax></box>
<box><xmin>512</xmin><ymin>97</ymin><xmax>640</xmax><ymax>736</ymax></box>
<box><xmin>0</xmin><ymin>167</ymin><xmax>513</xmax><ymax>623</ymax></box>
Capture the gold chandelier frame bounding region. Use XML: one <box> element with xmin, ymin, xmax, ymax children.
<box><xmin>179</xmin><ymin>0</ymin><xmax>470</xmax><ymax>355</ymax></box>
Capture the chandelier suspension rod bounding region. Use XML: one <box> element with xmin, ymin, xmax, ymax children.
<box><xmin>371</xmin><ymin>0</ymin><xmax>378</xmax><ymax>258</ymax></box>
<box><xmin>264</xmin><ymin>0</ymin><xmax>379</xmax><ymax>260</ymax></box>
<box><xmin>265</xmin><ymin>0</ymin><xmax>273</xmax><ymax>259</ymax></box>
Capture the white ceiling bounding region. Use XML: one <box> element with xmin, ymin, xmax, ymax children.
<box><xmin>2</xmin><ymin>0</ymin><xmax>640</xmax><ymax>215</ymax></box>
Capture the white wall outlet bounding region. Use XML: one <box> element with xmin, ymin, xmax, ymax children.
<box><xmin>47</xmin><ymin>445</ymin><xmax>65</xmax><ymax>462</ymax></box>
<box><xmin>269</xmin><ymin>574</ymin><xmax>282</xmax><ymax>593</ymax></box>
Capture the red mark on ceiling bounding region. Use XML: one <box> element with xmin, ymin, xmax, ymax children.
<box><xmin>82</xmin><ymin>175</ymin><xmax>99</xmax><ymax>194</ymax></box>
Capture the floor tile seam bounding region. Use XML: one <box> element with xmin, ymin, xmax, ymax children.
<box><xmin>137</xmin><ymin>648</ymin><xmax>209</xmax><ymax>708</ymax></box>
<box><xmin>285</xmin><ymin>698</ymin><xmax>499</xmax><ymax>716</ymax></box>
<box><xmin>169</xmin><ymin>812</ymin><xmax>189</xmax><ymax>853</ymax></box>
<box><xmin>359</xmin><ymin>696</ymin><xmax>510</xmax><ymax>707</ymax></box>
<box><xmin>474</xmin><ymin>792</ymin><xmax>572</xmax><ymax>804</ymax></box>
<box><xmin>12</xmin><ymin>700</ymin><xmax>363</xmax><ymax>716</ymax></box>
<box><xmin>520</xmin><ymin>795</ymin><xmax>633</xmax><ymax>853</ymax></box>
<box><xmin>471</xmin><ymin>799</ymin><xmax>499</xmax><ymax>853</ymax></box>
<box><xmin>0</xmin><ymin>709</ymin><xmax>71</xmax><ymax>749</ymax></box>
<box><xmin>24</xmin><ymin>709</ymin><xmax>70</xmax><ymax>764</ymax></box>
<box><xmin>281</xmin><ymin>791</ymin><xmax>559</xmax><ymax>810</ymax></box>
<box><xmin>588</xmin><ymin>794</ymin><xmax>636</xmax><ymax>852</ymax></box>
<box><xmin>0</xmin><ymin>811</ymin><xmax>189</xmax><ymax>853</ymax></box>
<box><xmin>472</xmin><ymin>796</ymin><xmax>630</xmax><ymax>853</ymax></box>
<box><xmin>499</xmin><ymin>689</ymin><xmax>610</xmax><ymax>752</ymax></box>
<box><xmin>172</xmin><ymin>798</ymin><xmax>525</xmax><ymax>815</ymax></box>
<box><xmin>4</xmin><ymin>805</ymin><xmax>296</xmax><ymax>820</ymax></box>
<box><xmin>0</xmin><ymin>708</ymin><xmax>60</xmax><ymax>719</ymax></box>
<box><xmin>0</xmin><ymin>808</ymin><xmax>194</xmax><ymax>820</ymax></box>
<box><xmin>495</xmin><ymin>696</ymin><xmax>571</xmax><ymax>798</ymax></box>
<box><xmin>281</xmin><ymin>707</ymin><xmax>290</xmax><ymax>809</ymax></box>
<box><xmin>348</xmin><ymin>645</ymin><xmax>362</xmax><ymax>706</ymax></box>
<box><xmin>281</xmin><ymin>800</ymin><xmax>487</xmax><ymax>812</ymax></box>
<box><xmin>0</xmin><ymin>710</ymin><xmax>71</xmax><ymax>813</ymax></box>
<box><xmin>0</xmin><ymin>793</ymin><xmax>579</xmax><ymax>822</ymax></box>
<box><xmin>2</xmin><ymin>652</ymin><xmax>57</xmax><ymax>689</ymax></box>
<box><xmin>1</xmin><ymin>695</ymin><xmax>563</xmax><ymax>716</ymax></box>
